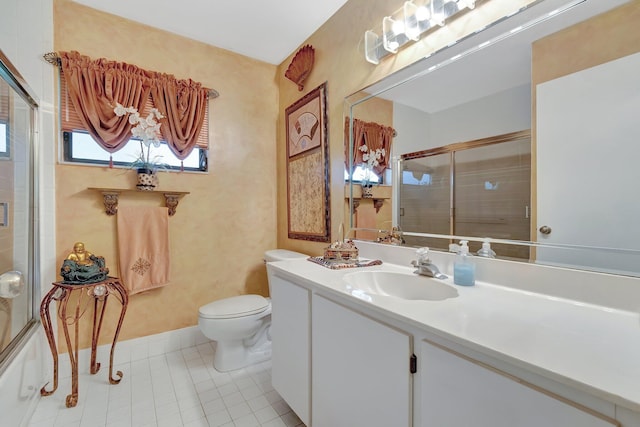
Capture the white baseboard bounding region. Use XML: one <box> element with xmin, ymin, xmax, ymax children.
<box><xmin>56</xmin><ymin>325</ymin><xmax>209</xmax><ymax>379</ymax></box>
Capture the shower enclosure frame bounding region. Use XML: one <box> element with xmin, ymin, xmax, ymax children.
<box><xmin>0</xmin><ymin>48</ymin><xmax>41</xmax><ymax>376</ymax></box>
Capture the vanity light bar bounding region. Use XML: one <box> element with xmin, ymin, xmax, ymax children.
<box><xmin>365</xmin><ymin>0</ymin><xmax>587</xmax><ymax>68</ymax></box>
<box><xmin>365</xmin><ymin>0</ymin><xmax>480</xmax><ymax>64</ymax></box>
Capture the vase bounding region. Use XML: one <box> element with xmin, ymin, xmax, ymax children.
<box><xmin>136</xmin><ymin>168</ymin><xmax>158</xmax><ymax>191</ymax></box>
<box><xmin>361</xmin><ymin>184</ymin><xmax>373</xmax><ymax>198</ymax></box>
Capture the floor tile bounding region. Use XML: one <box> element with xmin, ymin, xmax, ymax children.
<box><xmin>28</xmin><ymin>344</ymin><xmax>303</xmax><ymax>427</ymax></box>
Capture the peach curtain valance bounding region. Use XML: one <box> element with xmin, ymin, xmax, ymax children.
<box><xmin>344</xmin><ymin>118</ymin><xmax>396</xmax><ymax>175</ymax></box>
<box><xmin>150</xmin><ymin>76</ymin><xmax>208</xmax><ymax>160</ymax></box>
<box><xmin>59</xmin><ymin>51</ymin><xmax>151</xmax><ymax>153</ymax></box>
<box><xmin>58</xmin><ymin>51</ymin><xmax>209</xmax><ymax>158</ymax></box>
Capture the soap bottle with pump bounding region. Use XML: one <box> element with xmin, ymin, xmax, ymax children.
<box><xmin>454</xmin><ymin>240</ymin><xmax>476</xmax><ymax>286</ymax></box>
<box><xmin>476</xmin><ymin>239</ymin><xmax>496</xmax><ymax>258</ymax></box>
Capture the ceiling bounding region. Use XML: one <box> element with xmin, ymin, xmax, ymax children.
<box><xmin>71</xmin><ymin>0</ymin><xmax>350</xmax><ymax>65</ymax></box>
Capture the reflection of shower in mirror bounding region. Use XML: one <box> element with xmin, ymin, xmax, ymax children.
<box><xmin>0</xmin><ymin>298</ymin><xmax>11</xmax><ymax>351</ymax></box>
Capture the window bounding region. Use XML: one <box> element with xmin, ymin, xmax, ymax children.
<box><xmin>56</xmin><ymin>51</ymin><xmax>210</xmax><ymax>172</ymax></box>
<box><xmin>63</xmin><ymin>131</ymin><xmax>207</xmax><ymax>172</ymax></box>
<box><xmin>0</xmin><ymin>123</ymin><xmax>8</xmax><ymax>157</ymax></box>
<box><xmin>344</xmin><ymin>165</ymin><xmax>383</xmax><ymax>184</ymax></box>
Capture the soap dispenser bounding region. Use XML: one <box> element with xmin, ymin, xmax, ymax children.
<box><xmin>454</xmin><ymin>240</ymin><xmax>476</xmax><ymax>286</ymax></box>
<box><xmin>477</xmin><ymin>239</ymin><xmax>496</xmax><ymax>258</ymax></box>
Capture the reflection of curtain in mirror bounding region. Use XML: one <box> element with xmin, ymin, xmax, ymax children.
<box><xmin>0</xmin><ymin>298</ymin><xmax>11</xmax><ymax>352</ymax></box>
<box><xmin>344</xmin><ymin>118</ymin><xmax>396</xmax><ymax>174</ymax></box>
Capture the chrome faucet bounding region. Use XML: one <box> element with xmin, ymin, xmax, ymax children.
<box><xmin>411</xmin><ymin>247</ymin><xmax>447</xmax><ymax>279</ymax></box>
<box><xmin>376</xmin><ymin>226</ymin><xmax>404</xmax><ymax>245</ymax></box>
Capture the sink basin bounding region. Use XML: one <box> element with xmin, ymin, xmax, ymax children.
<box><xmin>342</xmin><ymin>271</ymin><xmax>458</xmax><ymax>301</ymax></box>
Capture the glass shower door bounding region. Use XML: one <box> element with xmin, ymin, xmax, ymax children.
<box><xmin>0</xmin><ymin>50</ymin><xmax>38</xmax><ymax>369</ymax></box>
<box><xmin>454</xmin><ymin>137</ymin><xmax>531</xmax><ymax>258</ymax></box>
<box><xmin>399</xmin><ymin>152</ymin><xmax>451</xmax><ymax>249</ymax></box>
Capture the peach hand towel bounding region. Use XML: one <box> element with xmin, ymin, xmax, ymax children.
<box><xmin>117</xmin><ymin>206</ymin><xmax>170</xmax><ymax>295</ymax></box>
<box><xmin>355</xmin><ymin>202</ymin><xmax>378</xmax><ymax>240</ymax></box>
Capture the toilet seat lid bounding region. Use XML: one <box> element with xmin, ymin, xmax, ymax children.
<box><xmin>199</xmin><ymin>295</ymin><xmax>269</xmax><ymax>319</ymax></box>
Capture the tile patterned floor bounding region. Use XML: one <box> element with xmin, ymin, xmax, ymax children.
<box><xmin>28</xmin><ymin>342</ymin><xmax>304</xmax><ymax>427</ymax></box>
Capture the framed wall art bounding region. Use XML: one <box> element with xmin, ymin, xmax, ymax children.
<box><xmin>286</xmin><ymin>82</ymin><xmax>330</xmax><ymax>242</ymax></box>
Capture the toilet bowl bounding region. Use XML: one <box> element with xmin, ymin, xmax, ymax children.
<box><xmin>198</xmin><ymin>249</ymin><xmax>307</xmax><ymax>372</ymax></box>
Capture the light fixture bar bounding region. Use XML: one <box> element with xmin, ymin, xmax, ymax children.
<box><xmin>365</xmin><ymin>0</ymin><xmax>485</xmax><ymax>64</ymax></box>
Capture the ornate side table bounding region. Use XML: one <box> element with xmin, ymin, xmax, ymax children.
<box><xmin>40</xmin><ymin>277</ymin><xmax>128</xmax><ymax>407</ymax></box>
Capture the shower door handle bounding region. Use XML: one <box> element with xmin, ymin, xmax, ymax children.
<box><xmin>0</xmin><ymin>270</ymin><xmax>24</xmax><ymax>298</ymax></box>
<box><xmin>539</xmin><ymin>225</ymin><xmax>552</xmax><ymax>235</ymax></box>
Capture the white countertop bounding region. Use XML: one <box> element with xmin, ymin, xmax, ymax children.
<box><xmin>268</xmin><ymin>258</ymin><xmax>640</xmax><ymax>412</ymax></box>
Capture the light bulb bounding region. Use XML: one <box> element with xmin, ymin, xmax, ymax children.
<box><xmin>460</xmin><ymin>0</ymin><xmax>475</xmax><ymax>10</ymax></box>
<box><xmin>416</xmin><ymin>6</ymin><xmax>430</xmax><ymax>21</ymax></box>
<box><xmin>431</xmin><ymin>13</ymin><xmax>445</xmax><ymax>27</ymax></box>
<box><xmin>392</xmin><ymin>19</ymin><xmax>405</xmax><ymax>35</ymax></box>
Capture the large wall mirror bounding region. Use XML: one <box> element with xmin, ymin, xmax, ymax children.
<box><xmin>346</xmin><ymin>0</ymin><xmax>640</xmax><ymax>276</ymax></box>
<box><xmin>0</xmin><ymin>50</ymin><xmax>39</xmax><ymax>373</ymax></box>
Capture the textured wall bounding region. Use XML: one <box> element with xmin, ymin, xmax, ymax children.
<box><xmin>52</xmin><ymin>0</ymin><xmax>537</xmax><ymax>348</ymax></box>
<box><xmin>275</xmin><ymin>0</ymin><xmax>534</xmax><ymax>255</ymax></box>
<box><xmin>54</xmin><ymin>0</ymin><xmax>278</xmax><ymax>347</ymax></box>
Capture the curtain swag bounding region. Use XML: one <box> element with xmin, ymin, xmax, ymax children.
<box><xmin>344</xmin><ymin>117</ymin><xmax>396</xmax><ymax>175</ymax></box>
<box><xmin>58</xmin><ymin>51</ymin><xmax>210</xmax><ymax>160</ymax></box>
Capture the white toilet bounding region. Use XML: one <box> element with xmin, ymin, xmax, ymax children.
<box><xmin>198</xmin><ymin>249</ymin><xmax>307</xmax><ymax>372</ymax></box>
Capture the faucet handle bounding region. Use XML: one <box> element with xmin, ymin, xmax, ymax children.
<box><xmin>416</xmin><ymin>247</ymin><xmax>430</xmax><ymax>263</ymax></box>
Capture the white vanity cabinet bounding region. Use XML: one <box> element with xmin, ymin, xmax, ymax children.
<box><xmin>268</xmin><ymin>262</ymin><xmax>640</xmax><ymax>427</ymax></box>
<box><xmin>418</xmin><ymin>340</ymin><xmax>618</xmax><ymax>427</ymax></box>
<box><xmin>311</xmin><ymin>294</ymin><xmax>412</xmax><ymax>427</ymax></box>
<box><xmin>269</xmin><ymin>275</ymin><xmax>311</xmax><ymax>426</ymax></box>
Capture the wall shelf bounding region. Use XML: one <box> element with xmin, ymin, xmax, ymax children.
<box><xmin>88</xmin><ymin>188</ymin><xmax>190</xmax><ymax>217</ymax></box>
<box><xmin>344</xmin><ymin>184</ymin><xmax>391</xmax><ymax>214</ymax></box>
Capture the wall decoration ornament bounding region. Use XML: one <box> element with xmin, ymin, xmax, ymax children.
<box><xmin>286</xmin><ymin>82</ymin><xmax>330</xmax><ymax>242</ymax></box>
<box><xmin>285</xmin><ymin>45</ymin><xmax>315</xmax><ymax>91</ymax></box>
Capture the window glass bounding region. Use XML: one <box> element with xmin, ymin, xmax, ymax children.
<box><xmin>344</xmin><ymin>165</ymin><xmax>382</xmax><ymax>184</ymax></box>
<box><xmin>65</xmin><ymin>131</ymin><xmax>206</xmax><ymax>171</ymax></box>
<box><xmin>0</xmin><ymin>123</ymin><xmax>7</xmax><ymax>156</ymax></box>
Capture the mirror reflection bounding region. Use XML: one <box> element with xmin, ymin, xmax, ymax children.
<box><xmin>401</xmin><ymin>131</ymin><xmax>531</xmax><ymax>260</ymax></box>
<box><xmin>346</xmin><ymin>0</ymin><xmax>640</xmax><ymax>276</ymax></box>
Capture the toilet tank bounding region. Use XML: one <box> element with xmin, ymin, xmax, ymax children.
<box><xmin>264</xmin><ymin>249</ymin><xmax>307</xmax><ymax>263</ymax></box>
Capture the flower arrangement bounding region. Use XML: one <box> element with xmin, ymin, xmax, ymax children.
<box><xmin>358</xmin><ymin>143</ymin><xmax>386</xmax><ymax>188</ymax></box>
<box><xmin>114</xmin><ymin>103</ymin><xmax>166</xmax><ymax>172</ymax></box>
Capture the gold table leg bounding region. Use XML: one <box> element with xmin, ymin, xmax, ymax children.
<box><xmin>39</xmin><ymin>286</ymin><xmax>65</xmax><ymax>396</ymax></box>
<box><xmin>107</xmin><ymin>280</ymin><xmax>128</xmax><ymax>384</ymax></box>
<box><xmin>39</xmin><ymin>279</ymin><xmax>129</xmax><ymax>408</ymax></box>
<box><xmin>59</xmin><ymin>289</ymin><xmax>79</xmax><ymax>407</ymax></box>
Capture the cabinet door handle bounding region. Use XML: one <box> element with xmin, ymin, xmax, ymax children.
<box><xmin>410</xmin><ymin>354</ymin><xmax>417</xmax><ymax>374</ymax></box>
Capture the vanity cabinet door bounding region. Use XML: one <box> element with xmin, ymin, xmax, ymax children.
<box><xmin>419</xmin><ymin>340</ymin><xmax>617</xmax><ymax>427</ymax></box>
<box><xmin>312</xmin><ymin>294</ymin><xmax>412</xmax><ymax>427</ymax></box>
<box><xmin>269</xmin><ymin>275</ymin><xmax>310</xmax><ymax>425</ymax></box>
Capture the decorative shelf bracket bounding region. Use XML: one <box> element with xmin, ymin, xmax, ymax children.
<box><xmin>351</xmin><ymin>199</ymin><xmax>360</xmax><ymax>215</ymax></box>
<box><xmin>373</xmin><ymin>199</ymin><xmax>384</xmax><ymax>213</ymax></box>
<box><xmin>89</xmin><ymin>188</ymin><xmax>189</xmax><ymax>216</ymax></box>
<box><xmin>350</xmin><ymin>199</ymin><xmax>384</xmax><ymax>214</ymax></box>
